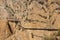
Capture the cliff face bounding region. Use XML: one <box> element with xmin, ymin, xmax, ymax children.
<box><xmin>0</xmin><ymin>0</ymin><xmax>60</xmax><ymax>40</ymax></box>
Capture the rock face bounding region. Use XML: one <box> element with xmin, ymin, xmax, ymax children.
<box><xmin>0</xmin><ymin>0</ymin><xmax>60</xmax><ymax>40</ymax></box>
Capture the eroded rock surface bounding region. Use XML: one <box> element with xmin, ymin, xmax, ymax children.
<box><xmin>0</xmin><ymin>0</ymin><xmax>60</xmax><ymax>40</ymax></box>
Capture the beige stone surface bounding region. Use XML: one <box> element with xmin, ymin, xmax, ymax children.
<box><xmin>0</xmin><ymin>0</ymin><xmax>60</xmax><ymax>40</ymax></box>
<box><xmin>0</xmin><ymin>20</ymin><xmax>11</xmax><ymax>40</ymax></box>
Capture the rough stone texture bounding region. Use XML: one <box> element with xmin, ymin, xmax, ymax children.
<box><xmin>0</xmin><ymin>0</ymin><xmax>60</xmax><ymax>40</ymax></box>
<box><xmin>0</xmin><ymin>20</ymin><xmax>11</xmax><ymax>40</ymax></box>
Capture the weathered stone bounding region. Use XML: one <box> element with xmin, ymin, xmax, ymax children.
<box><xmin>0</xmin><ymin>0</ymin><xmax>60</xmax><ymax>40</ymax></box>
